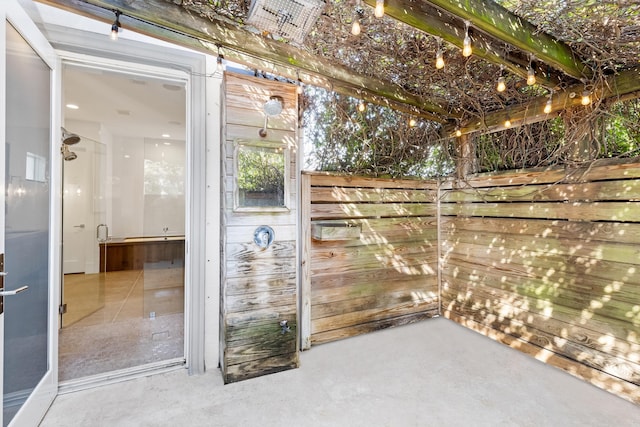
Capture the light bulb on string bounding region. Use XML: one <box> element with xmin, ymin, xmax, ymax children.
<box><xmin>527</xmin><ymin>64</ymin><xmax>536</xmax><ymax>86</ymax></box>
<box><xmin>544</xmin><ymin>92</ymin><xmax>553</xmax><ymax>114</ymax></box>
<box><xmin>436</xmin><ymin>49</ymin><xmax>444</xmax><ymax>69</ymax></box>
<box><xmin>216</xmin><ymin>45</ymin><xmax>224</xmax><ymax>73</ymax></box>
<box><xmin>351</xmin><ymin>17</ymin><xmax>361</xmax><ymax>36</ymax></box>
<box><xmin>434</xmin><ymin>37</ymin><xmax>445</xmax><ymax>69</ymax></box>
<box><xmin>375</xmin><ymin>0</ymin><xmax>385</xmax><ymax>18</ymax></box>
<box><xmin>497</xmin><ymin>76</ymin><xmax>506</xmax><ymax>93</ymax></box>
<box><xmin>297</xmin><ymin>80</ymin><xmax>303</xmax><ymax>95</ymax></box>
<box><xmin>462</xmin><ymin>21</ymin><xmax>472</xmax><ymax>57</ymax></box>
<box><xmin>358</xmin><ymin>101</ymin><xmax>366</xmax><ymax>112</ymax></box>
<box><xmin>581</xmin><ymin>90</ymin><xmax>592</xmax><ymax>106</ymax></box>
<box><xmin>409</xmin><ymin>118</ymin><xmax>417</xmax><ymax>127</ymax></box>
<box><xmin>455</xmin><ymin>128</ymin><xmax>462</xmax><ymax>137</ymax></box>
<box><xmin>110</xmin><ymin>10</ymin><xmax>121</xmax><ymax>41</ymax></box>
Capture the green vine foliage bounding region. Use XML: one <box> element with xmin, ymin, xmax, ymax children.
<box><xmin>475</xmin><ymin>98</ymin><xmax>640</xmax><ymax>172</ymax></box>
<box><xmin>475</xmin><ymin>118</ymin><xmax>566</xmax><ymax>172</ymax></box>
<box><xmin>598</xmin><ymin>99</ymin><xmax>640</xmax><ymax>158</ymax></box>
<box><xmin>302</xmin><ymin>86</ymin><xmax>455</xmax><ymax>179</ymax></box>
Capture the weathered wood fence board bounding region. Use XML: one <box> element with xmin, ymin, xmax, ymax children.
<box><xmin>440</xmin><ymin>159</ymin><xmax>640</xmax><ymax>190</ymax></box>
<box><xmin>302</xmin><ymin>173</ymin><xmax>440</xmax><ymax>347</ymax></box>
<box><xmin>221</xmin><ymin>72</ymin><xmax>299</xmax><ymax>383</ymax></box>
<box><xmin>311</xmin><ymin>202</ymin><xmax>439</xmax><ymax>219</ymax></box>
<box><xmin>445</xmin><ymin>217</ymin><xmax>640</xmax><ymax>245</ymax></box>
<box><xmin>441</xmin><ymin>160</ymin><xmax>640</xmax><ymax>403</ymax></box>
<box><xmin>441</xmin><ymin>179</ymin><xmax>640</xmax><ymax>202</ymax></box>
<box><xmin>311</xmin><ymin>187</ymin><xmax>438</xmax><ymax>203</ymax></box>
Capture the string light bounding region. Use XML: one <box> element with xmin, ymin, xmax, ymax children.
<box><xmin>527</xmin><ymin>61</ymin><xmax>536</xmax><ymax>86</ymax></box>
<box><xmin>455</xmin><ymin>128</ymin><xmax>462</xmax><ymax>137</ymax></box>
<box><xmin>581</xmin><ymin>90</ymin><xmax>592</xmax><ymax>106</ymax></box>
<box><xmin>374</xmin><ymin>0</ymin><xmax>385</xmax><ymax>18</ymax></box>
<box><xmin>351</xmin><ymin>17</ymin><xmax>361</xmax><ymax>36</ymax></box>
<box><xmin>496</xmin><ymin>76</ymin><xmax>506</xmax><ymax>92</ymax></box>
<box><xmin>352</xmin><ymin>2</ymin><xmax>363</xmax><ymax>36</ymax></box>
<box><xmin>358</xmin><ymin>101</ymin><xmax>366</xmax><ymax>112</ymax></box>
<box><xmin>544</xmin><ymin>91</ymin><xmax>553</xmax><ymax>114</ymax></box>
<box><xmin>110</xmin><ymin>10</ymin><xmax>121</xmax><ymax>41</ymax></box>
<box><xmin>435</xmin><ymin>39</ymin><xmax>445</xmax><ymax>69</ymax></box>
<box><xmin>296</xmin><ymin>80</ymin><xmax>303</xmax><ymax>95</ymax></box>
<box><xmin>216</xmin><ymin>45</ymin><xmax>224</xmax><ymax>73</ymax></box>
<box><xmin>409</xmin><ymin>118</ymin><xmax>417</xmax><ymax>127</ymax></box>
<box><xmin>436</xmin><ymin>50</ymin><xmax>445</xmax><ymax>69</ymax></box>
<box><xmin>504</xmin><ymin>112</ymin><xmax>512</xmax><ymax>128</ymax></box>
<box><xmin>462</xmin><ymin>21</ymin><xmax>472</xmax><ymax>57</ymax></box>
<box><xmin>496</xmin><ymin>66</ymin><xmax>506</xmax><ymax>92</ymax></box>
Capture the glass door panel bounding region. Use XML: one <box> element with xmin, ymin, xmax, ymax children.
<box><xmin>3</xmin><ymin>19</ymin><xmax>52</xmax><ymax>426</ymax></box>
<box><xmin>61</xmin><ymin>135</ymin><xmax>105</xmax><ymax>328</ymax></box>
<box><xmin>142</xmin><ymin>138</ymin><xmax>186</xmax><ymax>319</ymax></box>
<box><xmin>59</xmin><ymin>63</ymin><xmax>186</xmax><ymax>382</ymax></box>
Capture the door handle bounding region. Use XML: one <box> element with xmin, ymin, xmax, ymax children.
<box><xmin>74</xmin><ymin>224</ymin><xmax>85</xmax><ymax>228</ymax></box>
<box><xmin>0</xmin><ymin>285</ymin><xmax>29</xmax><ymax>296</ymax></box>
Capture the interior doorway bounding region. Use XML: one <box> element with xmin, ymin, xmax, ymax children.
<box><xmin>59</xmin><ymin>62</ymin><xmax>187</xmax><ymax>382</ymax></box>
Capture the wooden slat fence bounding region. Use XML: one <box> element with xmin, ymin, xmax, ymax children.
<box><xmin>301</xmin><ymin>173</ymin><xmax>440</xmax><ymax>347</ymax></box>
<box><xmin>441</xmin><ymin>160</ymin><xmax>640</xmax><ymax>404</ymax></box>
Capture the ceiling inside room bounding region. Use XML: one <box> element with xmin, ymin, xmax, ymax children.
<box><xmin>38</xmin><ymin>0</ymin><xmax>640</xmax><ymax>135</ymax></box>
<box><xmin>63</xmin><ymin>64</ymin><xmax>186</xmax><ymax>140</ymax></box>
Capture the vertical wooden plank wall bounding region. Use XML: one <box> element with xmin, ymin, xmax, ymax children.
<box><xmin>220</xmin><ymin>72</ymin><xmax>298</xmax><ymax>382</ymax></box>
<box><xmin>440</xmin><ymin>160</ymin><xmax>640</xmax><ymax>403</ymax></box>
<box><xmin>305</xmin><ymin>173</ymin><xmax>440</xmax><ymax>344</ymax></box>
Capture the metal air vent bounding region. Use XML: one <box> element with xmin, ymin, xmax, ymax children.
<box><xmin>247</xmin><ymin>0</ymin><xmax>325</xmax><ymax>45</ymax></box>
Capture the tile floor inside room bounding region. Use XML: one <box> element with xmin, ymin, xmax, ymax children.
<box><xmin>59</xmin><ymin>267</ymin><xmax>184</xmax><ymax>381</ymax></box>
<box><xmin>43</xmin><ymin>318</ymin><xmax>640</xmax><ymax>427</ymax></box>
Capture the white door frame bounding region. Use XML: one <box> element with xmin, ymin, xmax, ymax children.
<box><xmin>1</xmin><ymin>1</ymin><xmax>60</xmax><ymax>425</ymax></box>
<box><xmin>42</xmin><ymin>23</ymin><xmax>209</xmax><ymax>379</ymax></box>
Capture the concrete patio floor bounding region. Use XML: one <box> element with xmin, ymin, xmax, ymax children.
<box><xmin>40</xmin><ymin>318</ymin><xmax>640</xmax><ymax>426</ymax></box>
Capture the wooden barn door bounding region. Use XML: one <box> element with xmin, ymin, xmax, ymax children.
<box><xmin>220</xmin><ymin>72</ymin><xmax>299</xmax><ymax>383</ymax></box>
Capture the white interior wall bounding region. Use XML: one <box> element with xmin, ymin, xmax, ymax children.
<box><xmin>142</xmin><ymin>139</ymin><xmax>186</xmax><ymax>237</ymax></box>
<box><xmin>64</xmin><ymin>122</ymin><xmax>187</xmax><ymax>240</ymax></box>
<box><xmin>110</xmin><ymin>135</ymin><xmax>144</xmax><ymax>238</ymax></box>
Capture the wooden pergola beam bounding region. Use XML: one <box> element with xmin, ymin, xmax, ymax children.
<box><xmin>423</xmin><ymin>0</ymin><xmax>592</xmax><ymax>80</ymax></box>
<box><xmin>447</xmin><ymin>67</ymin><xmax>640</xmax><ymax>136</ymax></box>
<box><xmin>37</xmin><ymin>0</ymin><xmax>454</xmax><ymax>122</ymax></box>
<box><xmin>362</xmin><ymin>0</ymin><xmax>563</xmax><ymax>88</ymax></box>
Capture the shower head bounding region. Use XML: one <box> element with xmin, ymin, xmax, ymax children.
<box><xmin>263</xmin><ymin>96</ymin><xmax>284</xmax><ymax>117</ymax></box>
<box><xmin>259</xmin><ymin>96</ymin><xmax>284</xmax><ymax>137</ymax></box>
<box><xmin>61</xmin><ymin>127</ymin><xmax>81</xmax><ymax>145</ymax></box>
<box><xmin>61</xmin><ymin>145</ymin><xmax>77</xmax><ymax>161</ymax></box>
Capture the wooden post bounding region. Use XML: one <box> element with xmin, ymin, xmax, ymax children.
<box><xmin>299</xmin><ymin>173</ymin><xmax>312</xmax><ymax>350</ymax></box>
<box><xmin>456</xmin><ymin>134</ymin><xmax>476</xmax><ymax>180</ymax></box>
